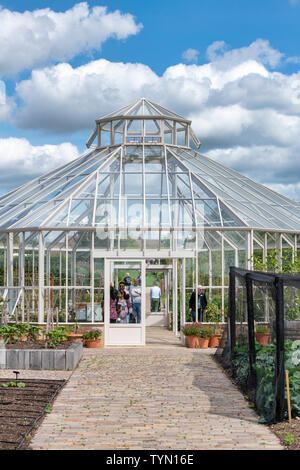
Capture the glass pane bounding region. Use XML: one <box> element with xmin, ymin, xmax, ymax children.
<box><xmin>110</xmin><ymin>261</ymin><xmax>143</xmax><ymax>324</ymax></box>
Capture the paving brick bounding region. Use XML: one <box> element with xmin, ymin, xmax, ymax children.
<box><xmin>30</xmin><ymin>328</ymin><xmax>282</xmax><ymax>450</ymax></box>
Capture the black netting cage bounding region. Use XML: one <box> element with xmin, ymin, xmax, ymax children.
<box><xmin>215</xmin><ymin>267</ymin><xmax>300</xmax><ymax>423</ymax></box>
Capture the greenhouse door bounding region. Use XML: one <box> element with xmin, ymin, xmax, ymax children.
<box><xmin>104</xmin><ymin>259</ymin><xmax>146</xmax><ymax>346</ymax></box>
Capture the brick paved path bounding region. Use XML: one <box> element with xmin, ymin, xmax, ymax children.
<box><xmin>30</xmin><ymin>328</ymin><xmax>282</xmax><ymax>450</ymax></box>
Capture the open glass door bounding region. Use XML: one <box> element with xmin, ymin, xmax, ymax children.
<box><xmin>104</xmin><ymin>259</ymin><xmax>146</xmax><ymax>346</ymax></box>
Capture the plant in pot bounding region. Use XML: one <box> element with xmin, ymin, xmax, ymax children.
<box><xmin>182</xmin><ymin>323</ymin><xmax>201</xmax><ymax>348</ymax></box>
<box><xmin>197</xmin><ymin>328</ymin><xmax>214</xmax><ymax>349</ymax></box>
<box><xmin>82</xmin><ymin>328</ymin><xmax>103</xmax><ymax>348</ymax></box>
<box><xmin>255</xmin><ymin>324</ymin><xmax>270</xmax><ymax>346</ymax></box>
<box><xmin>68</xmin><ymin>323</ymin><xmax>83</xmax><ymax>342</ymax></box>
<box><xmin>205</xmin><ymin>302</ymin><xmax>223</xmax><ymax>347</ymax></box>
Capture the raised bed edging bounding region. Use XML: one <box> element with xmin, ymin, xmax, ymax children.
<box><xmin>0</xmin><ymin>342</ymin><xmax>83</xmax><ymax>371</ymax></box>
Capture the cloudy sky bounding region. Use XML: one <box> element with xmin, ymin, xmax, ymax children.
<box><xmin>1</xmin><ymin>0</ymin><xmax>300</xmax><ymax>201</ymax></box>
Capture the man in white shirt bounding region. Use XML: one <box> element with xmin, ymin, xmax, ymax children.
<box><xmin>150</xmin><ymin>282</ymin><xmax>161</xmax><ymax>312</ymax></box>
<box><xmin>130</xmin><ymin>278</ymin><xmax>142</xmax><ymax>323</ymax></box>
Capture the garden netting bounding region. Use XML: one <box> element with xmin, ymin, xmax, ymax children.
<box><xmin>215</xmin><ymin>267</ymin><xmax>300</xmax><ymax>423</ymax></box>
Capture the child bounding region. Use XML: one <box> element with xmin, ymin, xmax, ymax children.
<box><xmin>117</xmin><ymin>290</ymin><xmax>131</xmax><ymax>324</ymax></box>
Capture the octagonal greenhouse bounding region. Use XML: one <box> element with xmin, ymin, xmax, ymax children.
<box><xmin>1</xmin><ymin>98</ymin><xmax>300</xmax><ymax>346</ymax></box>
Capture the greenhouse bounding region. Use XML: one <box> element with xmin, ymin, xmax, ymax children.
<box><xmin>0</xmin><ymin>98</ymin><xmax>300</xmax><ymax>346</ymax></box>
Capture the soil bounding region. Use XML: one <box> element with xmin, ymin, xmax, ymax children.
<box><xmin>269</xmin><ymin>418</ymin><xmax>300</xmax><ymax>450</ymax></box>
<box><xmin>0</xmin><ymin>378</ymin><xmax>66</xmax><ymax>450</ymax></box>
<box><xmin>4</xmin><ymin>340</ymin><xmax>73</xmax><ymax>350</ymax></box>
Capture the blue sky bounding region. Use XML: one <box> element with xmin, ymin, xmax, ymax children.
<box><xmin>1</xmin><ymin>0</ymin><xmax>300</xmax><ymax>199</ymax></box>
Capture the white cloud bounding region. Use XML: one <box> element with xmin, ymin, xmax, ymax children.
<box><xmin>208</xmin><ymin>144</ymin><xmax>300</xmax><ymax>201</ymax></box>
<box><xmin>0</xmin><ymin>138</ymin><xmax>78</xmax><ymax>192</ymax></box>
<box><xmin>16</xmin><ymin>59</ymin><xmax>159</xmax><ymax>132</ymax></box>
<box><xmin>9</xmin><ymin>39</ymin><xmax>300</xmax><ymax>201</ymax></box>
<box><xmin>206</xmin><ymin>39</ymin><xmax>284</xmax><ymax>69</ymax></box>
<box><xmin>182</xmin><ymin>48</ymin><xmax>199</xmax><ymax>63</ymax></box>
<box><xmin>0</xmin><ymin>3</ymin><xmax>142</xmax><ymax>77</ymax></box>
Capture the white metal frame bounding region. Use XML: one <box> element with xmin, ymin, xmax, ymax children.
<box><xmin>104</xmin><ymin>258</ymin><xmax>146</xmax><ymax>346</ymax></box>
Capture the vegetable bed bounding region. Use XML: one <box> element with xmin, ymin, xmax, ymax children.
<box><xmin>0</xmin><ymin>378</ymin><xmax>66</xmax><ymax>450</ymax></box>
<box><xmin>232</xmin><ymin>339</ymin><xmax>300</xmax><ymax>423</ymax></box>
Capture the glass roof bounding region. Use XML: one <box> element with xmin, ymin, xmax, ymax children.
<box><xmin>0</xmin><ymin>100</ymin><xmax>300</xmax><ymax>232</ymax></box>
<box><xmin>99</xmin><ymin>98</ymin><xmax>188</xmax><ymax>121</ymax></box>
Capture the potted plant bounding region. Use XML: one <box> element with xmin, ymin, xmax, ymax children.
<box><xmin>67</xmin><ymin>323</ymin><xmax>83</xmax><ymax>342</ymax></box>
<box><xmin>82</xmin><ymin>328</ymin><xmax>103</xmax><ymax>348</ymax></box>
<box><xmin>209</xmin><ymin>325</ymin><xmax>222</xmax><ymax>348</ymax></box>
<box><xmin>198</xmin><ymin>328</ymin><xmax>214</xmax><ymax>348</ymax></box>
<box><xmin>205</xmin><ymin>302</ymin><xmax>223</xmax><ymax>347</ymax></box>
<box><xmin>255</xmin><ymin>324</ymin><xmax>270</xmax><ymax>345</ymax></box>
<box><xmin>182</xmin><ymin>323</ymin><xmax>201</xmax><ymax>348</ymax></box>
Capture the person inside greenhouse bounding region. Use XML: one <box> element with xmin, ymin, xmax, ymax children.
<box><xmin>189</xmin><ymin>285</ymin><xmax>207</xmax><ymax>322</ymax></box>
<box><xmin>119</xmin><ymin>281</ymin><xmax>130</xmax><ymax>299</ymax></box>
<box><xmin>150</xmin><ymin>282</ymin><xmax>161</xmax><ymax>312</ymax></box>
<box><xmin>117</xmin><ymin>289</ymin><xmax>132</xmax><ymax>324</ymax></box>
<box><xmin>110</xmin><ymin>282</ymin><xmax>118</xmax><ymax>323</ymax></box>
<box><xmin>123</xmin><ymin>273</ymin><xmax>132</xmax><ymax>288</ymax></box>
<box><xmin>130</xmin><ymin>278</ymin><xmax>142</xmax><ymax>323</ymax></box>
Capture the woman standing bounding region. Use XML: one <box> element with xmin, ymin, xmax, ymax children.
<box><xmin>110</xmin><ymin>283</ymin><xmax>118</xmax><ymax>323</ymax></box>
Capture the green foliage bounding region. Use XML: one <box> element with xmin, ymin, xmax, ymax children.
<box><xmin>286</xmin><ymin>304</ymin><xmax>300</xmax><ymax>321</ymax></box>
<box><xmin>0</xmin><ymin>324</ymin><xmax>19</xmax><ymax>343</ymax></box>
<box><xmin>232</xmin><ymin>339</ymin><xmax>300</xmax><ymax>422</ymax></box>
<box><xmin>82</xmin><ymin>328</ymin><xmax>102</xmax><ymax>340</ymax></box>
<box><xmin>250</xmin><ymin>249</ymin><xmax>300</xmax><ymax>274</ymax></box>
<box><xmin>2</xmin><ymin>381</ymin><xmax>26</xmax><ymax>388</ymax></box>
<box><xmin>255</xmin><ymin>325</ymin><xmax>269</xmax><ymax>334</ymax></box>
<box><xmin>181</xmin><ymin>323</ymin><xmax>214</xmax><ymax>338</ymax></box>
<box><xmin>198</xmin><ymin>327</ymin><xmax>214</xmax><ymax>338</ymax></box>
<box><xmin>205</xmin><ymin>302</ymin><xmax>223</xmax><ymax>323</ymax></box>
<box><xmin>15</xmin><ymin>323</ymin><xmax>30</xmax><ymax>338</ymax></box>
<box><xmin>283</xmin><ymin>433</ymin><xmax>294</xmax><ymax>446</ymax></box>
<box><xmin>181</xmin><ymin>324</ymin><xmax>201</xmax><ymax>336</ymax></box>
<box><xmin>27</xmin><ymin>325</ymin><xmax>43</xmax><ymax>341</ymax></box>
<box><xmin>45</xmin><ymin>327</ymin><xmax>68</xmax><ymax>348</ymax></box>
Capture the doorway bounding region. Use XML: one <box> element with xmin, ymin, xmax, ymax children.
<box><xmin>104</xmin><ymin>259</ymin><xmax>146</xmax><ymax>346</ymax></box>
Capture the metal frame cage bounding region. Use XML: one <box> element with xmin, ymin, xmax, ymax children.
<box><xmin>220</xmin><ymin>266</ymin><xmax>300</xmax><ymax>423</ymax></box>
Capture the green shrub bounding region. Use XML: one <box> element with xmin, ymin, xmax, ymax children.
<box><xmin>205</xmin><ymin>302</ymin><xmax>223</xmax><ymax>323</ymax></box>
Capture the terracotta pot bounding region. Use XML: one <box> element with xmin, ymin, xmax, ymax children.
<box><xmin>255</xmin><ymin>333</ymin><xmax>270</xmax><ymax>346</ymax></box>
<box><xmin>68</xmin><ymin>333</ymin><xmax>83</xmax><ymax>343</ymax></box>
<box><xmin>186</xmin><ymin>335</ymin><xmax>200</xmax><ymax>348</ymax></box>
<box><xmin>198</xmin><ymin>337</ymin><xmax>209</xmax><ymax>349</ymax></box>
<box><xmin>84</xmin><ymin>338</ymin><xmax>101</xmax><ymax>348</ymax></box>
<box><xmin>209</xmin><ymin>335</ymin><xmax>221</xmax><ymax>348</ymax></box>
<box><xmin>19</xmin><ymin>336</ymin><xmax>27</xmax><ymax>342</ymax></box>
